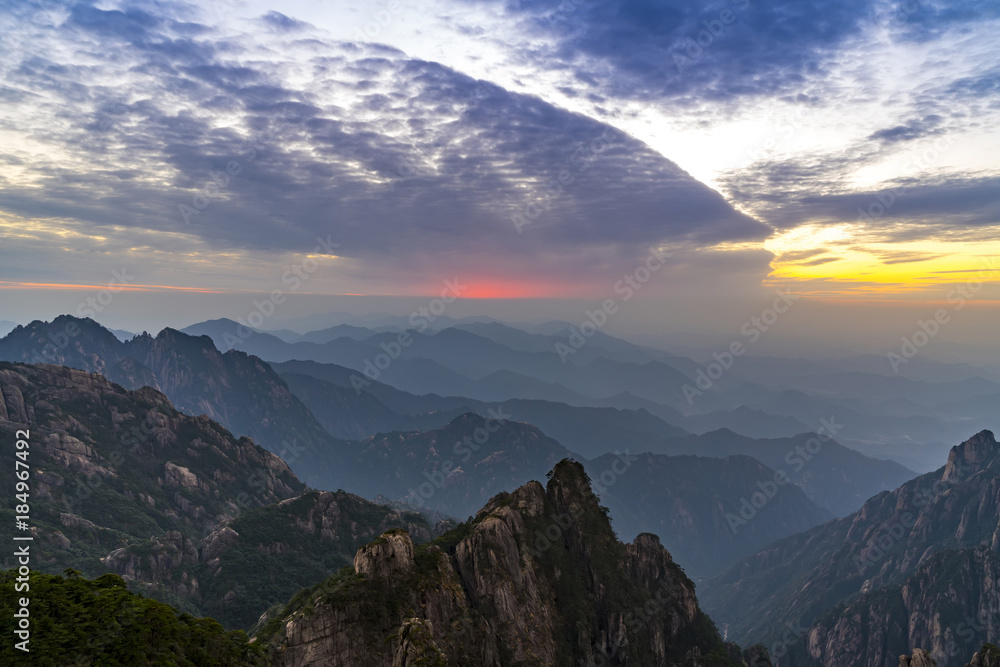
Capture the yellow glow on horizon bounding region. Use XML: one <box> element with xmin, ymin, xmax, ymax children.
<box><xmin>764</xmin><ymin>224</ymin><xmax>1000</xmax><ymax>296</ymax></box>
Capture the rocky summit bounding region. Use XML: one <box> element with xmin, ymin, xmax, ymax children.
<box><xmin>254</xmin><ymin>459</ymin><xmax>773</xmax><ymax>666</ymax></box>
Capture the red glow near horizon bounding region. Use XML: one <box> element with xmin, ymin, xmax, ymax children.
<box><xmin>445</xmin><ymin>280</ymin><xmax>581</xmax><ymax>299</ymax></box>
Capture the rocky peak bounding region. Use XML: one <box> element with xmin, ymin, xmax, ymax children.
<box><xmin>546</xmin><ymin>457</ymin><xmax>597</xmax><ymax>513</ymax></box>
<box><xmin>899</xmin><ymin>648</ymin><xmax>936</xmax><ymax>666</ymax></box>
<box><xmin>354</xmin><ymin>529</ymin><xmax>416</xmax><ymax>581</ymax></box>
<box><xmin>966</xmin><ymin>645</ymin><xmax>1000</xmax><ymax>666</ymax></box>
<box><xmin>257</xmin><ymin>460</ymin><xmax>771</xmax><ymax>666</ymax></box>
<box><xmin>627</xmin><ymin>533</ymin><xmax>678</xmax><ymax>581</ymax></box>
<box><xmin>944</xmin><ymin>430</ymin><xmax>999</xmax><ymax>483</ymax></box>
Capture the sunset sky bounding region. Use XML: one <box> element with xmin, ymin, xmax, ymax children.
<box><xmin>1</xmin><ymin>0</ymin><xmax>998</xmax><ymax>349</ymax></box>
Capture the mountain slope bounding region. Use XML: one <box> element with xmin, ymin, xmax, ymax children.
<box><xmin>0</xmin><ymin>361</ymin><xmax>443</xmax><ymax>631</ymax></box>
<box><xmin>278</xmin><ymin>370</ymin><xmax>456</xmax><ymax>439</ymax></box>
<box><xmin>272</xmin><ymin>358</ymin><xmax>908</xmax><ymax>518</ymax></box>
<box><xmin>594</xmin><ymin>452</ymin><xmax>833</xmax><ymax>578</ymax></box>
<box><xmin>124</xmin><ymin>328</ymin><xmax>340</xmax><ymax>475</ymax></box>
<box><xmin>253</xmin><ymin>459</ymin><xmax>774</xmax><ymax>666</ymax></box>
<box><xmin>0</xmin><ymin>362</ymin><xmax>303</xmax><ymax>574</ymax></box>
<box><xmin>341</xmin><ymin>413</ymin><xmax>575</xmax><ymax>519</ymax></box>
<box><xmin>795</xmin><ymin>547</ymin><xmax>1000</xmax><ymax>666</ymax></box>
<box><xmin>699</xmin><ymin>430</ymin><xmax>1000</xmax><ymax>664</ymax></box>
<box><xmin>0</xmin><ymin>570</ymin><xmax>262</xmax><ymax>665</ymax></box>
<box><xmin>274</xmin><ymin>359</ymin><xmax>689</xmax><ymax>450</ymax></box>
<box><xmin>102</xmin><ymin>489</ymin><xmax>436</xmax><ymax>630</ymax></box>
<box><xmin>0</xmin><ymin>315</ymin><xmax>159</xmax><ymax>388</ymax></box>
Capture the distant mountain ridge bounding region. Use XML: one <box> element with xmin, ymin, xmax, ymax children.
<box><xmin>0</xmin><ymin>316</ymin><xmax>347</xmax><ymax>489</ymax></box>
<box><xmin>274</xmin><ymin>359</ymin><xmax>915</xmax><ymax>517</ymax></box>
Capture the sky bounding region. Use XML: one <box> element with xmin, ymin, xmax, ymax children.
<box><xmin>0</xmin><ymin>0</ymin><xmax>998</xmax><ymax>354</ymax></box>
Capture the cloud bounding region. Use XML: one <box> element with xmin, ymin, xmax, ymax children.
<box><xmin>780</xmin><ymin>249</ymin><xmax>830</xmax><ymax>262</ymax></box>
<box><xmin>875</xmin><ymin>250</ymin><xmax>944</xmax><ymax>265</ymax></box>
<box><xmin>480</xmin><ymin>0</ymin><xmax>879</xmax><ymax>104</ymax></box>
<box><xmin>259</xmin><ymin>11</ymin><xmax>312</xmax><ymax>32</ymax></box>
<box><xmin>0</xmin><ymin>2</ymin><xmax>771</xmax><ymax>294</ymax></box>
<box><xmin>868</xmin><ymin>115</ymin><xmax>944</xmax><ymax>144</ymax></box>
<box><xmin>798</xmin><ymin>257</ymin><xmax>842</xmax><ymax>267</ymax></box>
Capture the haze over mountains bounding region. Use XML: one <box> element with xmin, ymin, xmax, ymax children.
<box><xmin>1</xmin><ymin>313</ymin><xmax>997</xmax><ymax>665</ymax></box>
<box><xmin>6</xmin><ymin>311</ymin><xmax>993</xmax><ymax>477</ymax></box>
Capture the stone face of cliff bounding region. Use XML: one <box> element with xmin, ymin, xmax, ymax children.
<box><xmin>256</xmin><ymin>459</ymin><xmax>773</xmax><ymax>667</ymax></box>
<box><xmin>0</xmin><ymin>361</ymin><xmax>303</xmax><ymax>567</ymax></box>
<box><xmin>899</xmin><ymin>645</ymin><xmax>1000</xmax><ymax>667</ymax></box>
<box><xmin>965</xmin><ymin>645</ymin><xmax>1000</xmax><ymax>666</ymax></box>
<box><xmin>702</xmin><ymin>430</ymin><xmax>1000</xmax><ymax>667</ymax></box>
<box><xmin>800</xmin><ymin>548</ymin><xmax>1000</xmax><ymax>666</ymax></box>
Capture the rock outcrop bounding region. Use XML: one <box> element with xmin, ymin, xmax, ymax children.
<box><xmin>966</xmin><ymin>645</ymin><xmax>1000</xmax><ymax>666</ymax></box>
<box><xmin>256</xmin><ymin>459</ymin><xmax>772</xmax><ymax>666</ymax></box>
<box><xmin>899</xmin><ymin>649</ymin><xmax>936</xmax><ymax>666</ymax></box>
<box><xmin>702</xmin><ymin>430</ymin><xmax>1000</xmax><ymax>667</ymax></box>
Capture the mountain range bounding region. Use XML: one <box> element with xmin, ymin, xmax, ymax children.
<box><xmin>2</xmin><ymin>314</ymin><xmax>998</xmax><ymax>665</ymax></box>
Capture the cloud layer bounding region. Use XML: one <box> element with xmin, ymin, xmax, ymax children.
<box><xmin>0</xmin><ymin>1</ymin><xmax>771</xmax><ymax>294</ymax></box>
